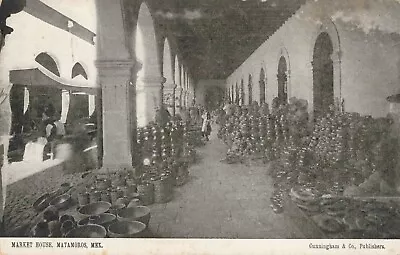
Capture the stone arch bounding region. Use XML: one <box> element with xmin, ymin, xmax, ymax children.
<box><xmin>135</xmin><ymin>2</ymin><xmax>162</xmax><ymax>127</ymax></box>
<box><xmin>162</xmin><ymin>37</ymin><xmax>174</xmax><ymax>114</ymax></box>
<box><xmin>35</xmin><ymin>52</ymin><xmax>60</xmax><ymax>76</ymax></box>
<box><xmin>162</xmin><ymin>38</ymin><xmax>173</xmax><ymax>83</ymax></box>
<box><xmin>309</xmin><ymin>19</ymin><xmax>342</xmax><ymax>112</ymax></box>
<box><xmin>135</xmin><ymin>2</ymin><xmax>160</xmax><ymax>78</ymax></box>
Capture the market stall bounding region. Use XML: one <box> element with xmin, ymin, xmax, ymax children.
<box><xmin>8</xmin><ymin>66</ymin><xmax>100</xmax><ymax>171</ymax></box>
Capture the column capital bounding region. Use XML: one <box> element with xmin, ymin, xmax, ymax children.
<box><xmin>96</xmin><ymin>59</ymin><xmax>139</xmax><ymax>79</ymax></box>
<box><xmin>163</xmin><ymin>82</ymin><xmax>177</xmax><ymax>90</ymax></box>
<box><xmin>138</xmin><ymin>75</ymin><xmax>165</xmax><ymax>84</ymax></box>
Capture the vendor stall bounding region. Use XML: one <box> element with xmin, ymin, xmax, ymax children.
<box><xmin>8</xmin><ymin>66</ymin><xmax>101</xmax><ymax>171</ymax></box>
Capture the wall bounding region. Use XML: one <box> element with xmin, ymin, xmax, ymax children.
<box><xmin>196</xmin><ymin>79</ymin><xmax>225</xmax><ymax>107</ymax></box>
<box><xmin>226</xmin><ymin>0</ymin><xmax>400</xmax><ymax>118</ymax></box>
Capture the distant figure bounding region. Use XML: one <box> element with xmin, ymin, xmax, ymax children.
<box><xmin>41</xmin><ymin>104</ymin><xmax>56</xmax><ymax>142</ymax></box>
<box><xmin>201</xmin><ymin>110</ymin><xmax>212</xmax><ymax>141</ymax></box>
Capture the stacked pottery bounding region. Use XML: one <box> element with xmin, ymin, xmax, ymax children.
<box><xmin>136</xmin><ymin>181</ymin><xmax>154</xmax><ymax>206</ymax></box>
<box><xmin>153</xmin><ymin>172</ymin><xmax>173</xmax><ymax>203</ymax></box>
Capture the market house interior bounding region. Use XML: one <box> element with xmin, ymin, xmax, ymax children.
<box><xmin>1</xmin><ymin>0</ymin><xmax>400</xmax><ymax>238</ymax></box>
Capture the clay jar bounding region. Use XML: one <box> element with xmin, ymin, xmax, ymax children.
<box><xmin>77</xmin><ymin>192</ymin><xmax>90</xmax><ymax>206</ymax></box>
<box><xmin>96</xmin><ymin>178</ymin><xmax>111</xmax><ymax>190</ymax></box>
<box><xmin>89</xmin><ymin>191</ymin><xmax>102</xmax><ymax>203</ymax></box>
<box><xmin>110</xmin><ymin>188</ymin><xmax>123</xmax><ymax>204</ymax></box>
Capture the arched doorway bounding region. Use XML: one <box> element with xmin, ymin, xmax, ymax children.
<box><xmin>231</xmin><ymin>85</ymin><xmax>234</xmax><ymax>103</ymax></box>
<box><xmin>277</xmin><ymin>56</ymin><xmax>288</xmax><ymax>104</ymax></box>
<box><xmin>235</xmin><ymin>82</ymin><xmax>239</xmax><ymax>105</ymax></box>
<box><xmin>259</xmin><ymin>68</ymin><xmax>266</xmax><ymax>104</ymax></box>
<box><xmin>240</xmin><ymin>79</ymin><xmax>244</xmax><ymax>105</ymax></box>
<box><xmin>33</xmin><ymin>52</ymin><xmax>62</xmax><ymax>123</ymax></box>
<box><xmin>135</xmin><ymin>2</ymin><xmax>160</xmax><ymax>128</ymax></box>
<box><xmin>313</xmin><ymin>32</ymin><xmax>334</xmax><ymax>117</ymax></box>
<box><xmin>68</xmin><ymin>62</ymin><xmax>90</xmax><ymax>126</ymax></box>
<box><xmin>248</xmin><ymin>74</ymin><xmax>253</xmax><ymax>104</ymax></box>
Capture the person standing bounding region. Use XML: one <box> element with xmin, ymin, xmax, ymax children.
<box><xmin>201</xmin><ymin>110</ymin><xmax>211</xmax><ymax>141</ymax></box>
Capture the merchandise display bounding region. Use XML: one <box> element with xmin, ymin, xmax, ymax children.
<box><xmin>219</xmin><ymin>98</ymin><xmax>400</xmax><ymax>237</ymax></box>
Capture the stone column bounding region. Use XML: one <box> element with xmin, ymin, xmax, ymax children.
<box><xmin>96</xmin><ymin>59</ymin><xmax>136</xmax><ymax>173</ymax></box>
<box><xmin>136</xmin><ymin>75</ymin><xmax>164</xmax><ymax>127</ymax></box>
<box><xmin>163</xmin><ymin>82</ymin><xmax>176</xmax><ymax>116</ymax></box>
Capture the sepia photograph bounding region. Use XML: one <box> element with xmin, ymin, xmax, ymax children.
<box><xmin>0</xmin><ymin>0</ymin><xmax>400</xmax><ymax>253</ymax></box>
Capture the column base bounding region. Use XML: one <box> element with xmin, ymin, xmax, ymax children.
<box><xmin>96</xmin><ymin>163</ymin><xmax>136</xmax><ymax>175</ymax></box>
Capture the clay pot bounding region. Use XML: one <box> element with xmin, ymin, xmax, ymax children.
<box><xmin>77</xmin><ymin>192</ymin><xmax>90</xmax><ymax>206</ymax></box>
<box><xmin>66</xmin><ymin>224</ymin><xmax>107</xmax><ymax>238</ymax></box>
<box><xmin>109</xmin><ymin>203</ymin><xmax>126</xmax><ymax>215</ymax></box>
<box><xmin>60</xmin><ymin>220</ymin><xmax>76</xmax><ymax>237</ymax></box>
<box><xmin>108</xmin><ymin>221</ymin><xmax>146</xmax><ymax>238</ymax></box>
<box><xmin>117</xmin><ymin>206</ymin><xmax>151</xmax><ymax>226</ymax></box>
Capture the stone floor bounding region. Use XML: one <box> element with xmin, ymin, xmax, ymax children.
<box><xmin>148</xmin><ymin>128</ymin><xmax>299</xmax><ymax>238</ymax></box>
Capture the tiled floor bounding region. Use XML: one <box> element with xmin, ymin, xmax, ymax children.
<box><xmin>148</xmin><ymin>128</ymin><xmax>298</xmax><ymax>238</ymax></box>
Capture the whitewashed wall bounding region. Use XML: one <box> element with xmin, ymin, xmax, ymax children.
<box><xmin>226</xmin><ymin>0</ymin><xmax>400</xmax><ymax>118</ymax></box>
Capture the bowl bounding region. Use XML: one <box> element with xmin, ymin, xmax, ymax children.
<box><xmin>33</xmin><ymin>193</ymin><xmax>52</xmax><ymax>212</ymax></box>
<box><xmin>107</xmin><ymin>220</ymin><xmax>146</xmax><ymax>238</ymax></box>
<box><xmin>77</xmin><ymin>201</ymin><xmax>111</xmax><ymax>220</ymax></box>
<box><xmin>65</xmin><ymin>224</ymin><xmax>107</xmax><ymax>238</ymax></box>
<box><xmin>117</xmin><ymin>206</ymin><xmax>151</xmax><ymax>226</ymax></box>
<box><xmin>50</xmin><ymin>194</ymin><xmax>72</xmax><ymax>210</ymax></box>
<box><xmin>59</xmin><ymin>214</ymin><xmax>75</xmax><ymax>224</ymax></box>
<box><xmin>78</xmin><ymin>213</ymin><xmax>116</xmax><ymax>228</ymax></box>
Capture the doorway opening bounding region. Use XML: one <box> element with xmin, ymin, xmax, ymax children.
<box><xmin>248</xmin><ymin>74</ymin><xmax>253</xmax><ymax>104</ymax></box>
<box><xmin>312</xmin><ymin>32</ymin><xmax>334</xmax><ymax>117</ymax></box>
<box><xmin>259</xmin><ymin>68</ymin><xmax>266</xmax><ymax>104</ymax></box>
<box><xmin>277</xmin><ymin>56</ymin><xmax>288</xmax><ymax>104</ymax></box>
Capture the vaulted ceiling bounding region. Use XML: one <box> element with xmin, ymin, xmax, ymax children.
<box><xmin>149</xmin><ymin>0</ymin><xmax>306</xmax><ymax>80</ymax></box>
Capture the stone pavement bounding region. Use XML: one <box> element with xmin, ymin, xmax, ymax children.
<box><xmin>148</xmin><ymin>128</ymin><xmax>299</xmax><ymax>238</ymax></box>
